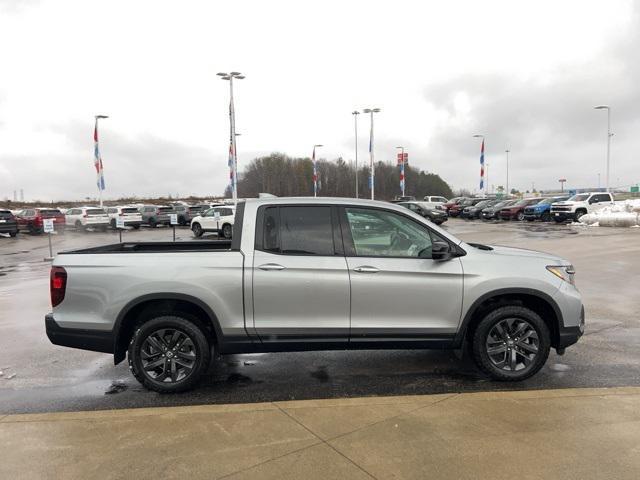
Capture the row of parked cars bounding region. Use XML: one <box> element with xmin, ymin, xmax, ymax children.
<box><xmin>0</xmin><ymin>202</ymin><xmax>236</xmax><ymax>239</ymax></box>
<box><xmin>443</xmin><ymin>192</ymin><xmax>616</xmax><ymax>222</ymax></box>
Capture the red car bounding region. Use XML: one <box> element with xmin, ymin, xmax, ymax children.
<box><xmin>449</xmin><ymin>198</ymin><xmax>484</xmax><ymax>217</ymax></box>
<box><xmin>16</xmin><ymin>208</ymin><xmax>66</xmax><ymax>234</ymax></box>
<box><xmin>442</xmin><ymin>197</ymin><xmax>466</xmax><ymax>214</ymax></box>
<box><xmin>499</xmin><ymin>198</ymin><xmax>542</xmax><ymax>221</ymax></box>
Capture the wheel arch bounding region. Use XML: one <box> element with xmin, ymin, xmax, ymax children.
<box><xmin>113</xmin><ymin>293</ymin><xmax>223</xmax><ymax>364</ymax></box>
<box><xmin>456</xmin><ymin>288</ymin><xmax>563</xmax><ymax>349</ymax></box>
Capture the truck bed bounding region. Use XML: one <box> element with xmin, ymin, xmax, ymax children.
<box><xmin>59</xmin><ymin>240</ymin><xmax>234</xmax><ymax>254</ymax></box>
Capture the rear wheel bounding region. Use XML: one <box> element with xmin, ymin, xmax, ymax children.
<box><xmin>541</xmin><ymin>212</ymin><xmax>551</xmax><ymax>222</ymax></box>
<box><xmin>516</xmin><ymin>211</ymin><xmax>525</xmax><ymax>221</ymax></box>
<box><xmin>222</xmin><ymin>223</ymin><xmax>232</xmax><ymax>239</ymax></box>
<box><xmin>110</xmin><ymin>219</ymin><xmax>116</xmax><ymax>229</ymax></box>
<box><xmin>192</xmin><ymin>222</ymin><xmax>203</xmax><ymax>237</ymax></box>
<box><xmin>128</xmin><ymin>315</ymin><xmax>211</xmax><ymax>393</ymax></box>
<box><xmin>75</xmin><ymin>220</ymin><xmax>85</xmax><ymax>232</ymax></box>
<box><xmin>9</xmin><ymin>230</ymin><xmax>17</xmax><ymax>237</ymax></box>
<box><xmin>471</xmin><ymin>305</ymin><xmax>550</xmax><ymax>381</ymax></box>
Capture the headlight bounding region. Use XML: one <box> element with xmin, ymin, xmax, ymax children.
<box><xmin>546</xmin><ymin>265</ymin><xmax>575</xmax><ymax>285</ymax></box>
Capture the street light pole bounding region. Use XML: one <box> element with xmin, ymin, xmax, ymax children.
<box><xmin>218</xmin><ymin>72</ymin><xmax>245</xmax><ymax>204</ymax></box>
<box><xmin>594</xmin><ymin>105</ymin><xmax>612</xmax><ymax>192</ymax></box>
<box><xmin>396</xmin><ymin>146</ymin><xmax>405</xmax><ymax>197</ymax></box>
<box><xmin>352</xmin><ymin>111</ymin><xmax>360</xmax><ymax>198</ymax></box>
<box><xmin>94</xmin><ymin>115</ymin><xmax>108</xmax><ymax>208</ymax></box>
<box><xmin>363</xmin><ymin>108</ymin><xmax>381</xmax><ymax>200</ymax></box>
<box><xmin>473</xmin><ymin>134</ymin><xmax>486</xmax><ymax>196</ymax></box>
<box><xmin>312</xmin><ymin>144</ymin><xmax>323</xmax><ymax>197</ymax></box>
<box><xmin>505</xmin><ymin>149</ymin><xmax>510</xmax><ymax>196</ymax></box>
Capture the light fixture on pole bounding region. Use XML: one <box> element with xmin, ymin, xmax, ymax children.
<box><xmin>505</xmin><ymin>149</ymin><xmax>510</xmax><ymax>196</ymax></box>
<box><xmin>94</xmin><ymin>115</ymin><xmax>109</xmax><ymax>208</ymax></box>
<box><xmin>352</xmin><ymin>110</ymin><xmax>360</xmax><ymax>198</ymax></box>
<box><xmin>559</xmin><ymin>178</ymin><xmax>567</xmax><ymax>193</ymax></box>
<box><xmin>594</xmin><ymin>105</ymin><xmax>612</xmax><ymax>192</ymax></box>
<box><xmin>473</xmin><ymin>134</ymin><xmax>486</xmax><ymax>195</ymax></box>
<box><xmin>396</xmin><ymin>146</ymin><xmax>406</xmax><ymax>197</ymax></box>
<box><xmin>218</xmin><ymin>72</ymin><xmax>245</xmax><ymax>203</ymax></box>
<box><xmin>363</xmin><ymin>108</ymin><xmax>381</xmax><ymax>200</ymax></box>
<box><xmin>312</xmin><ymin>144</ymin><xmax>323</xmax><ymax>197</ymax></box>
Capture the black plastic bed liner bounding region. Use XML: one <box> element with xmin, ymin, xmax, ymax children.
<box><xmin>59</xmin><ymin>240</ymin><xmax>234</xmax><ymax>254</ymax></box>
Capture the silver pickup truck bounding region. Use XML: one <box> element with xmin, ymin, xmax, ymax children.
<box><xmin>46</xmin><ymin>197</ymin><xmax>584</xmax><ymax>392</ymax></box>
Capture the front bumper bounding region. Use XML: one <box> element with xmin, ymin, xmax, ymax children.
<box><xmin>551</xmin><ymin>212</ymin><xmax>575</xmax><ymax>221</ymax></box>
<box><xmin>45</xmin><ymin>314</ymin><xmax>114</xmax><ymax>354</ymax></box>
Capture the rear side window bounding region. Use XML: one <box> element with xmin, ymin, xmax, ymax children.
<box><xmin>259</xmin><ymin>206</ymin><xmax>334</xmax><ymax>256</ymax></box>
<box><xmin>86</xmin><ymin>209</ymin><xmax>106</xmax><ymax>215</ymax></box>
<box><xmin>121</xmin><ymin>207</ymin><xmax>138</xmax><ymax>213</ymax></box>
<box><xmin>159</xmin><ymin>207</ymin><xmax>173</xmax><ymax>213</ymax></box>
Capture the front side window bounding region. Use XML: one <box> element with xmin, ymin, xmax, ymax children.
<box><xmin>345</xmin><ymin>208</ymin><xmax>434</xmax><ymax>258</ymax></box>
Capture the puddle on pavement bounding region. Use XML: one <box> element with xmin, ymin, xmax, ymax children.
<box><xmin>104</xmin><ymin>380</ymin><xmax>128</xmax><ymax>395</ymax></box>
<box><xmin>310</xmin><ymin>366</ymin><xmax>330</xmax><ymax>383</ymax></box>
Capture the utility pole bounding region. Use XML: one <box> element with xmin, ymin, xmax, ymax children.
<box><xmin>363</xmin><ymin>108</ymin><xmax>381</xmax><ymax>200</ymax></box>
<box><xmin>218</xmin><ymin>72</ymin><xmax>245</xmax><ymax>204</ymax></box>
<box><xmin>352</xmin><ymin>110</ymin><xmax>360</xmax><ymax>198</ymax></box>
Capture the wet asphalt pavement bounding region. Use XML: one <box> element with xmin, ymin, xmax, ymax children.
<box><xmin>1</xmin><ymin>220</ymin><xmax>639</xmax><ymax>414</ymax></box>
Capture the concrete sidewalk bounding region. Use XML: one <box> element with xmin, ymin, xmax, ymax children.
<box><xmin>1</xmin><ymin>387</ymin><xmax>639</xmax><ymax>480</ymax></box>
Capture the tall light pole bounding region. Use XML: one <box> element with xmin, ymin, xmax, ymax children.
<box><xmin>396</xmin><ymin>146</ymin><xmax>406</xmax><ymax>197</ymax></box>
<box><xmin>94</xmin><ymin>115</ymin><xmax>108</xmax><ymax>208</ymax></box>
<box><xmin>312</xmin><ymin>144</ymin><xmax>323</xmax><ymax>197</ymax></box>
<box><xmin>594</xmin><ymin>105</ymin><xmax>612</xmax><ymax>192</ymax></box>
<box><xmin>473</xmin><ymin>134</ymin><xmax>486</xmax><ymax>196</ymax></box>
<box><xmin>352</xmin><ymin>110</ymin><xmax>360</xmax><ymax>198</ymax></box>
<box><xmin>363</xmin><ymin>108</ymin><xmax>381</xmax><ymax>200</ymax></box>
<box><xmin>218</xmin><ymin>71</ymin><xmax>245</xmax><ymax>203</ymax></box>
<box><xmin>505</xmin><ymin>149</ymin><xmax>510</xmax><ymax>197</ymax></box>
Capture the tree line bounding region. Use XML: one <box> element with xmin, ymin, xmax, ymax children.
<box><xmin>227</xmin><ymin>153</ymin><xmax>454</xmax><ymax>200</ymax></box>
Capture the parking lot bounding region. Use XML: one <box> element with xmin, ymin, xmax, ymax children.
<box><xmin>1</xmin><ymin>219</ymin><xmax>639</xmax><ymax>415</ymax></box>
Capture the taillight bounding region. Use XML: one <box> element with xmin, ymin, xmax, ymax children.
<box><xmin>50</xmin><ymin>266</ymin><xmax>67</xmax><ymax>307</ymax></box>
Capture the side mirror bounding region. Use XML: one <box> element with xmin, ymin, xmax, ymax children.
<box><xmin>431</xmin><ymin>241</ymin><xmax>452</xmax><ymax>261</ymax></box>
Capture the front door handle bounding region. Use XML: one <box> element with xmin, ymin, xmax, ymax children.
<box><xmin>353</xmin><ymin>266</ymin><xmax>379</xmax><ymax>273</ymax></box>
<box><xmin>258</xmin><ymin>263</ymin><xmax>286</xmax><ymax>271</ymax></box>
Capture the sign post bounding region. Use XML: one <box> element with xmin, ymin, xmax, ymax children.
<box><xmin>170</xmin><ymin>213</ymin><xmax>178</xmax><ymax>242</ymax></box>
<box><xmin>214</xmin><ymin>211</ymin><xmax>221</xmax><ymax>234</ymax></box>
<box><xmin>43</xmin><ymin>218</ymin><xmax>55</xmax><ymax>261</ymax></box>
<box><xmin>116</xmin><ymin>216</ymin><xmax>125</xmax><ymax>242</ymax></box>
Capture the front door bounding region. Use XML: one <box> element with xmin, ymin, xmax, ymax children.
<box><xmin>252</xmin><ymin>205</ymin><xmax>350</xmax><ymax>345</ymax></box>
<box><xmin>341</xmin><ymin>206</ymin><xmax>464</xmax><ymax>343</ymax></box>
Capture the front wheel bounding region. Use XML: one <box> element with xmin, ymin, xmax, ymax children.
<box><xmin>9</xmin><ymin>231</ymin><xmax>17</xmax><ymax>237</ymax></box>
<box><xmin>192</xmin><ymin>223</ymin><xmax>203</xmax><ymax>237</ymax></box>
<box><xmin>516</xmin><ymin>212</ymin><xmax>525</xmax><ymax>221</ymax></box>
<box><xmin>541</xmin><ymin>212</ymin><xmax>551</xmax><ymax>222</ymax></box>
<box><xmin>471</xmin><ymin>305</ymin><xmax>550</xmax><ymax>381</ymax></box>
<box><xmin>148</xmin><ymin>218</ymin><xmax>157</xmax><ymax>228</ymax></box>
<box><xmin>128</xmin><ymin>315</ymin><xmax>211</xmax><ymax>393</ymax></box>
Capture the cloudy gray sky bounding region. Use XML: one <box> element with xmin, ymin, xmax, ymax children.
<box><xmin>0</xmin><ymin>0</ymin><xmax>638</xmax><ymax>201</ymax></box>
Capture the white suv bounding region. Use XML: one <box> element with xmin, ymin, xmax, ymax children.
<box><xmin>65</xmin><ymin>207</ymin><xmax>110</xmax><ymax>231</ymax></box>
<box><xmin>191</xmin><ymin>205</ymin><xmax>235</xmax><ymax>239</ymax></box>
<box><xmin>422</xmin><ymin>196</ymin><xmax>448</xmax><ymax>210</ymax></box>
<box><xmin>106</xmin><ymin>206</ymin><xmax>143</xmax><ymax>229</ymax></box>
<box><xmin>550</xmin><ymin>192</ymin><xmax>614</xmax><ymax>222</ymax></box>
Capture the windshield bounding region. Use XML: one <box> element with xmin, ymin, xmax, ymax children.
<box><xmin>568</xmin><ymin>194</ymin><xmax>589</xmax><ymax>201</ymax></box>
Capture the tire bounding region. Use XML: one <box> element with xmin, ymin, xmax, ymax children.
<box><xmin>526</xmin><ymin>218</ymin><xmax>535</xmax><ymax>222</ymax></box>
<box><xmin>75</xmin><ymin>220</ymin><xmax>85</xmax><ymax>232</ymax></box>
<box><xmin>110</xmin><ymin>219</ymin><xmax>117</xmax><ymax>229</ymax></box>
<box><xmin>541</xmin><ymin>212</ymin><xmax>551</xmax><ymax>222</ymax></box>
<box><xmin>516</xmin><ymin>211</ymin><xmax>525</xmax><ymax>221</ymax></box>
<box><xmin>132</xmin><ymin>224</ymin><xmax>141</xmax><ymax>230</ymax></box>
<box><xmin>148</xmin><ymin>218</ymin><xmax>157</xmax><ymax>228</ymax></box>
<box><xmin>471</xmin><ymin>305</ymin><xmax>550</xmax><ymax>381</ymax></box>
<box><xmin>222</xmin><ymin>223</ymin><xmax>232</xmax><ymax>239</ymax></box>
<box><xmin>178</xmin><ymin>216</ymin><xmax>186</xmax><ymax>226</ymax></box>
<box><xmin>128</xmin><ymin>315</ymin><xmax>211</xmax><ymax>393</ymax></box>
<box><xmin>574</xmin><ymin>209</ymin><xmax>587</xmax><ymax>221</ymax></box>
<box><xmin>9</xmin><ymin>231</ymin><xmax>17</xmax><ymax>237</ymax></box>
<box><xmin>553</xmin><ymin>217</ymin><xmax>564</xmax><ymax>223</ymax></box>
<box><xmin>192</xmin><ymin>222</ymin><xmax>203</xmax><ymax>237</ymax></box>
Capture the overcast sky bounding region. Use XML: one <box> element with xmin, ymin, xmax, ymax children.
<box><xmin>0</xmin><ymin>0</ymin><xmax>638</xmax><ymax>201</ymax></box>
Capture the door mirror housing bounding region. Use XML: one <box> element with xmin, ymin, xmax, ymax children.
<box><xmin>431</xmin><ymin>241</ymin><xmax>452</xmax><ymax>261</ymax></box>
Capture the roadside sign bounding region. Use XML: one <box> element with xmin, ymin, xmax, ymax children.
<box><xmin>396</xmin><ymin>152</ymin><xmax>408</xmax><ymax>165</ymax></box>
<box><xmin>213</xmin><ymin>211</ymin><xmax>221</xmax><ymax>220</ymax></box>
<box><xmin>43</xmin><ymin>218</ymin><xmax>55</xmax><ymax>233</ymax></box>
<box><xmin>631</xmin><ymin>185</ymin><xmax>639</xmax><ymax>193</ymax></box>
<box><xmin>170</xmin><ymin>213</ymin><xmax>178</xmax><ymax>225</ymax></box>
<box><xmin>116</xmin><ymin>217</ymin><xmax>126</xmax><ymax>229</ymax></box>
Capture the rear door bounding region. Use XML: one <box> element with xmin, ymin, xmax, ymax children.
<box><xmin>252</xmin><ymin>205</ymin><xmax>350</xmax><ymax>344</ymax></box>
<box><xmin>340</xmin><ymin>206</ymin><xmax>463</xmax><ymax>342</ymax></box>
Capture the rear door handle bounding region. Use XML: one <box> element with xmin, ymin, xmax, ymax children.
<box><xmin>258</xmin><ymin>263</ymin><xmax>286</xmax><ymax>271</ymax></box>
<box><xmin>353</xmin><ymin>266</ymin><xmax>379</xmax><ymax>273</ymax></box>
